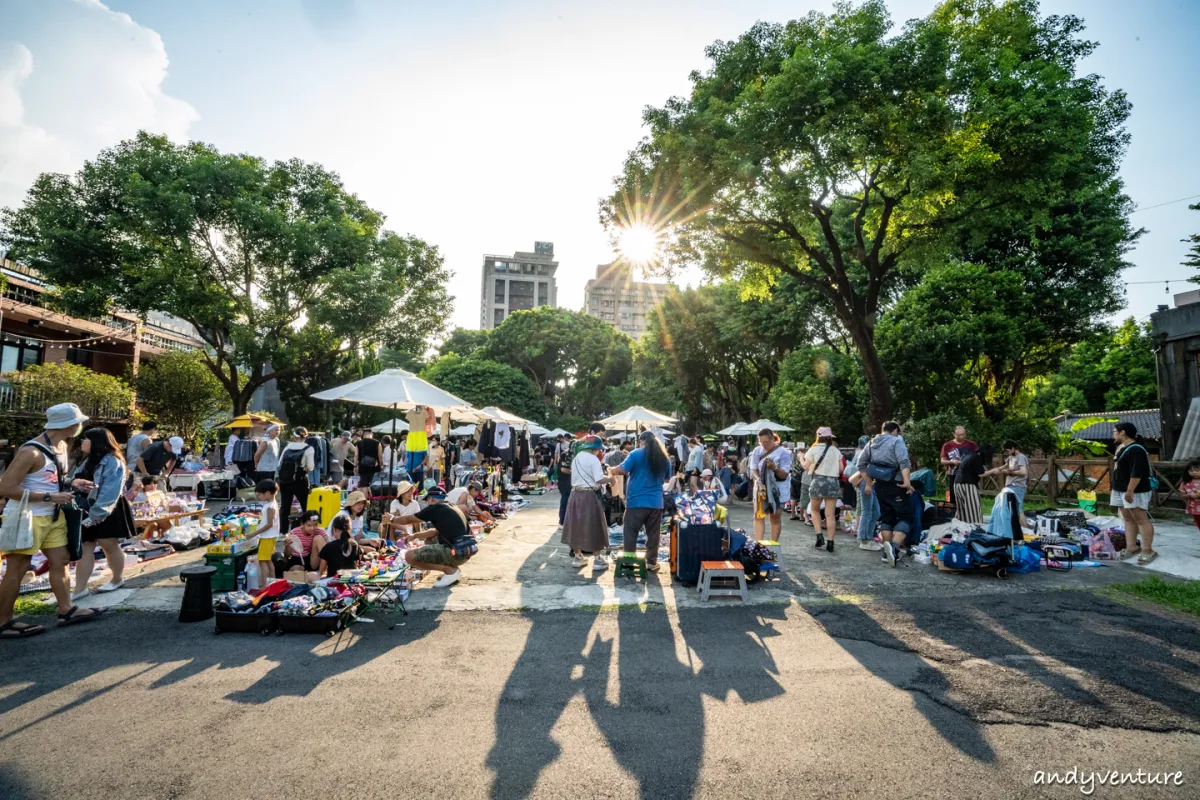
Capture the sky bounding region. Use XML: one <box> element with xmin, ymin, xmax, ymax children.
<box><xmin>1</xmin><ymin>0</ymin><xmax>1198</xmax><ymax>332</ymax></box>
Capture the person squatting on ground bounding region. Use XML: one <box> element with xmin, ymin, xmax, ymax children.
<box><xmin>391</xmin><ymin>487</ymin><xmax>476</xmax><ymax>588</ymax></box>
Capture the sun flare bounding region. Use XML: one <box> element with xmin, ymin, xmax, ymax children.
<box><xmin>617</xmin><ymin>225</ymin><xmax>660</xmax><ymax>265</ymax></box>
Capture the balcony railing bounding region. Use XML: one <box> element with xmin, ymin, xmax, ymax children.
<box><xmin>0</xmin><ymin>379</ymin><xmax>132</xmax><ymax>422</ymax></box>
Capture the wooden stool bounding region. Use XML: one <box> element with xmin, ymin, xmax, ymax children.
<box><xmin>615</xmin><ymin>552</ymin><xmax>647</xmax><ymax>579</ymax></box>
<box><xmin>697</xmin><ymin>560</ymin><xmax>748</xmax><ymax>602</ymax></box>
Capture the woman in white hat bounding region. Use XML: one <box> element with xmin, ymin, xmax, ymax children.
<box><xmin>0</xmin><ymin>403</ymin><xmax>108</xmax><ymax>638</ymax></box>
<box><xmin>383</xmin><ymin>481</ymin><xmax>419</xmax><ymax>539</ymax></box>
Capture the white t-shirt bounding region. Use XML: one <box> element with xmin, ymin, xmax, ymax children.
<box><xmin>332</xmin><ymin>509</ymin><xmax>366</xmax><ymax>537</ymax></box>
<box><xmin>223</xmin><ymin>434</ymin><xmax>239</xmax><ymax>466</ymax></box>
<box><xmin>446</xmin><ymin>487</ymin><xmax>470</xmax><ymax>506</ymax></box>
<box><xmin>571</xmin><ymin>451</ymin><xmax>606</xmax><ymax>489</ymax></box>
<box><xmin>806</xmin><ymin>443</ymin><xmax>842</xmax><ymax>478</ymax></box>
<box><xmin>389</xmin><ymin>498</ymin><xmax>420</xmax><ymax>516</ymax></box>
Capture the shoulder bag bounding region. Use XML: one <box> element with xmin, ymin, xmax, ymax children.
<box><xmin>26</xmin><ymin>439</ymin><xmax>84</xmax><ymax>560</ymax></box>
<box><xmin>1120</xmin><ymin>444</ymin><xmax>1160</xmax><ymax>491</ymax></box>
<box><xmin>0</xmin><ymin>489</ymin><xmax>35</xmax><ymax>552</ymax></box>
<box><xmin>864</xmin><ymin>442</ymin><xmax>898</xmax><ymax>483</ymax></box>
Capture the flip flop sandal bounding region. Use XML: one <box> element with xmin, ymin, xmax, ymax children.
<box><xmin>1137</xmin><ymin>553</ymin><xmax>1159</xmax><ymax>565</ymax></box>
<box><xmin>1119</xmin><ymin>549</ymin><xmax>1141</xmax><ymax>561</ymax></box>
<box><xmin>0</xmin><ymin>619</ymin><xmax>47</xmax><ymax>639</ymax></box>
<box><xmin>56</xmin><ymin>605</ymin><xmax>108</xmax><ymax>627</ymax></box>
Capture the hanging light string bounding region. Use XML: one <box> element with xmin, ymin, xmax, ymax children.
<box><xmin>0</xmin><ymin>330</ymin><xmax>134</xmax><ymax>348</ymax></box>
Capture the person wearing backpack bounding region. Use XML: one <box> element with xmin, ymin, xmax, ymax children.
<box><xmin>277</xmin><ymin>427</ymin><xmax>315</xmax><ymax>529</ymax></box>
<box><xmin>1112</xmin><ymin>421</ymin><xmax>1158</xmax><ymax>565</ymax></box>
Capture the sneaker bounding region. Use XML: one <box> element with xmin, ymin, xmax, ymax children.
<box><xmin>882</xmin><ymin>541</ymin><xmax>896</xmax><ymax>567</ymax></box>
<box><xmin>826</xmin><ymin>538</ymin><xmax>834</xmax><ymax>553</ymax></box>
<box><xmin>593</xmin><ymin>555</ymin><xmax>610</xmax><ymax>570</ymax></box>
<box><xmin>433</xmin><ymin>570</ymin><xmax>462</xmax><ymax>588</ymax></box>
<box><xmin>571</xmin><ymin>554</ymin><xmax>587</xmax><ymax>568</ymax></box>
<box><xmin>95</xmin><ymin>580</ymin><xmax>125</xmax><ymax>593</ymax></box>
<box><xmin>814</xmin><ymin>533</ymin><xmax>825</xmax><ymax>549</ymax></box>
<box><xmin>71</xmin><ymin>588</ymin><xmax>90</xmax><ymax>602</ymax></box>
<box><xmin>859</xmin><ymin>541</ymin><xmax>883</xmax><ymax>551</ymax></box>
<box><xmin>646</xmin><ymin>562</ymin><xmax>661</xmax><ymax>573</ymax></box>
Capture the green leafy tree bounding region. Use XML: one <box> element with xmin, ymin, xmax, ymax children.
<box><xmin>483</xmin><ymin>307</ymin><xmax>632</xmax><ymax>419</ymax></box>
<box><xmin>131</xmin><ymin>351</ymin><xmax>230</xmax><ymax>447</ymax></box>
<box><xmin>767</xmin><ymin>346</ymin><xmax>867</xmax><ymax>441</ymax></box>
<box><xmin>1</xmin><ymin>362</ymin><xmax>135</xmax><ymax>446</ymax></box>
<box><xmin>276</xmin><ymin>347</ymin><xmax>386</xmax><ymax>430</ymax></box>
<box><xmin>420</xmin><ymin>355</ymin><xmax>548</xmax><ymax>422</ymax></box>
<box><xmin>602</xmin><ymin>0</ymin><xmax>1137</xmax><ymax>428</ymax></box>
<box><xmin>437</xmin><ymin>328</ymin><xmax>491</xmax><ymax>360</ymax></box>
<box><xmin>1028</xmin><ymin>318</ymin><xmax>1157</xmax><ymax>416</ymax></box>
<box><xmin>636</xmin><ymin>282</ymin><xmax>805</xmax><ymax>429</ymax></box>
<box><xmin>1</xmin><ymin>132</ymin><xmax>450</xmax><ymax>415</ymax></box>
<box><xmin>901</xmin><ymin>410</ymin><xmax>1057</xmax><ymax>471</ymax></box>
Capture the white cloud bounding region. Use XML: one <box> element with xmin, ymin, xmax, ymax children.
<box><xmin>0</xmin><ymin>0</ymin><xmax>198</xmax><ymax>209</ymax></box>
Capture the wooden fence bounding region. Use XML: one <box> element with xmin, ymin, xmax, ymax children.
<box><xmin>969</xmin><ymin>457</ymin><xmax>1190</xmax><ymax>511</ymax></box>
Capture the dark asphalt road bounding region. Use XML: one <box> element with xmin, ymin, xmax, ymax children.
<box><xmin>2</xmin><ymin>589</ymin><xmax>1198</xmax><ymax>799</ymax></box>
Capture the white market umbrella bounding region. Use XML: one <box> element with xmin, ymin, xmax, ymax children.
<box><xmin>450</xmin><ymin>423</ymin><xmax>477</xmax><ymax>437</ymax></box>
<box><xmin>371</xmin><ymin>419</ymin><xmax>411</xmax><ymax>434</ymax></box>
<box><xmin>476</xmin><ymin>406</ymin><xmax>533</xmax><ymax>425</ymax></box>
<box><xmin>596</xmin><ymin>406</ymin><xmax>678</xmax><ymax>431</ymax></box>
<box><xmin>527</xmin><ymin>423</ymin><xmax>551</xmax><ymax>436</ymax></box>
<box><xmin>311</xmin><ymin>368</ymin><xmax>473</xmax><ymax>413</ymax></box>
<box><xmin>715</xmin><ymin>422</ymin><xmax>750</xmax><ymax>436</ymax></box>
<box><xmin>544</xmin><ymin>428</ymin><xmax>571</xmax><ymax>437</ymax></box>
<box><xmin>745</xmin><ymin>418</ymin><xmax>794</xmax><ymax>433</ymax></box>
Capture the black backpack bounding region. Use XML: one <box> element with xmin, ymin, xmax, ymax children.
<box><xmin>278</xmin><ymin>445</ymin><xmax>310</xmax><ymax>484</ymax></box>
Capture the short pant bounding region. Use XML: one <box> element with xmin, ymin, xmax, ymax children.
<box><xmin>1</xmin><ymin>513</ymin><xmax>67</xmax><ymax>556</ymax></box>
<box><xmin>408</xmin><ymin>542</ymin><xmax>469</xmax><ymax>568</ymax></box>
<box><xmin>1111</xmin><ymin>490</ymin><xmax>1152</xmax><ymax>510</ymax></box>
<box><xmin>809</xmin><ymin>475</ymin><xmax>841</xmax><ymax>499</ymax></box>
<box><xmin>257</xmin><ymin>536</ymin><xmax>277</xmax><ymax>559</ymax></box>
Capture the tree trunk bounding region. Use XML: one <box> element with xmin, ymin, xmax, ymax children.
<box><xmin>844</xmin><ymin>314</ymin><xmax>893</xmax><ymax>431</ymax></box>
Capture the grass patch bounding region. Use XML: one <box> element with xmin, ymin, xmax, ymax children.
<box><xmin>1110</xmin><ymin>577</ymin><xmax>1200</xmax><ymax>616</ymax></box>
<box><xmin>14</xmin><ymin>592</ymin><xmax>56</xmax><ymax>616</ymax></box>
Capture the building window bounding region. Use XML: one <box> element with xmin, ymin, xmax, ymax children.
<box><xmin>495</xmin><ymin>279</ymin><xmax>505</xmax><ymax>301</ymax></box>
<box><xmin>494</xmin><ymin>260</ymin><xmax>506</xmax><ymax>271</ymax></box>
<box><xmin>538</xmin><ymin>282</ymin><xmax>548</xmax><ymax>306</ymax></box>
<box><xmin>537</xmin><ymin>264</ymin><xmax>549</xmax><ymax>275</ymax></box>
<box><xmin>0</xmin><ymin>337</ymin><xmax>43</xmax><ymax>373</ymax></box>
<box><xmin>66</xmin><ymin>347</ymin><xmax>93</xmax><ymax>367</ymax></box>
<box><xmin>509</xmin><ymin>280</ymin><xmax>535</xmax><ymax>311</ymax></box>
<box><xmin>494</xmin><ymin>308</ymin><xmax>505</xmax><ymax>327</ymax></box>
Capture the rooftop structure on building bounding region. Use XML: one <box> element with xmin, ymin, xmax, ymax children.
<box><xmin>479</xmin><ymin>241</ymin><xmax>558</xmax><ymax>329</ymax></box>
<box><xmin>583</xmin><ymin>261</ymin><xmax>668</xmax><ymax>339</ymax></box>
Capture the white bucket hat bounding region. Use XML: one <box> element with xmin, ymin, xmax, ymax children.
<box><xmin>44</xmin><ymin>403</ymin><xmax>88</xmax><ymax>430</ymax></box>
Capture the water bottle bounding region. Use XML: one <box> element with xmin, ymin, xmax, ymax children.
<box><xmin>237</xmin><ymin>570</ymin><xmax>247</xmax><ymax>592</ymax></box>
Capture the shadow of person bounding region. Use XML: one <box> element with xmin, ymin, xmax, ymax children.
<box><xmin>486</xmin><ymin>537</ymin><xmax>601</xmax><ymax>799</ymax></box>
<box><xmin>674</xmin><ymin>603</ymin><xmax>788</xmax><ymax>706</ymax></box>
<box><xmin>581</xmin><ymin>601</ymin><xmax>706</xmax><ymax>800</ymax></box>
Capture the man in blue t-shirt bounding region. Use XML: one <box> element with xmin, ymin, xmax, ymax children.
<box><xmin>609</xmin><ymin>431</ymin><xmax>672</xmax><ymax>572</ymax></box>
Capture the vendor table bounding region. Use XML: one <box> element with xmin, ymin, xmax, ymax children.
<box><xmin>342</xmin><ymin>566</ymin><xmax>409</xmax><ymax>628</ymax></box>
<box><xmin>134</xmin><ymin>509</ymin><xmax>205</xmax><ymax>536</ymax></box>
<box><xmin>169</xmin><ymin>470</ymin><xmax>236</xmax><ymax>499</ymax></box>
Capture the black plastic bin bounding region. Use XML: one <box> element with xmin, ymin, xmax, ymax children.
<box><xmin>277</xmin><ymin>609</ymin><xmax>352</xmax><ymax>636</ymax></box>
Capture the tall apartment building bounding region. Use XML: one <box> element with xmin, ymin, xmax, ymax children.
<box><xmin>479</xmin><ymin>241</ymin><xmax>558</xmax><ymax>329</ymax></box>
<box><xmin>583</xmin><ymin>262</ymin><xmax>667</xmax><ymax>339</ymax></box>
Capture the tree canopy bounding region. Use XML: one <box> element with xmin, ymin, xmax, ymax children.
<box><xmin>420</xmin><ymin>354</ymin><xmax>547</xmax><ymax>422</ymax></box>
<box><xmin>1</xmin><ymin>132</ymin><xmax>451</xmax><ymax>414</ymax></box>
<box><xmin>602</xmin><ymin>0</ymin><xmax>1137</xmax><ymax>428</ymax></box>
<box><xmin>1028</xmin><ymin>318</ymin><xmax>1157</xmax><ymax>417</ymax></box>
<box><xmin>131</xmin><ymin>351</ymin><xmax>230</xmax><ymax>447</ymax></box>
<box><xmin>483</xmin><ymin>307</ymin><xmax>632</xmax><ymax>419</ymax></box>
<box><xmin>437</xmin><ymin>328</ymin><xmax>491</xmax><ymax>360</ymax></box>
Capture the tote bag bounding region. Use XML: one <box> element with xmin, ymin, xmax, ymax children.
<box><xmin>0</xmin><ymin>490</ymin><xmax>35</xmax><ymax>552</ymax></box>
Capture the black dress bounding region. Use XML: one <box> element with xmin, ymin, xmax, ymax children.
<box><xmin>83</xmin><ymin>495</ymin><xmax>136</xmax><ymax>542</ymax></box>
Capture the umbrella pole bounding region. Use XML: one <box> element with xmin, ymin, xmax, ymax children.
<box><xmin>389</xmin><ymin>403</ymin><xmax>397</xmax><ymax>495</ymax></box>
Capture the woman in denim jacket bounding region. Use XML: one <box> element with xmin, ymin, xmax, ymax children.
<box><xmin>70</xmin><ymin>428</ymin><xmax>135</xmax><ymax>599</ymax></box>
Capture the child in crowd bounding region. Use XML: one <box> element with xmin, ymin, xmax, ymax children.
<box><xmin>254</xmin><ymin>479</ymin><xmax>281</xmax><ymax>581</ymax></box>
<box><xmin>284</xmin><ymin>509</ymin><xmax>328</xmax><ymax>571</ymax></box>
<box><xmin>1180</xmin><ymin>460</ymin><xmax>1200</xmax><ymax>530</ymax></box>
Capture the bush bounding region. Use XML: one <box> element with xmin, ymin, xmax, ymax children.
<box><xmin>4</xmin><ymin>362</ymin><xmax>134</xmax><ymax>420</ymax></box>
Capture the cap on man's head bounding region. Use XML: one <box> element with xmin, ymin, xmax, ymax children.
<box><xmin>44</xmin><ymin>402</ymin><xmax>88</xmax><ymax>431</ymax></box>
<box><xmin>168</xmin><ymin>436</ymin><xmax>185</xmax><ymax>452</ymax></box>
<box><xmin>424</xmin><ymin>487</ymin><xmax>447</xmax><ymax>501</ymax></box>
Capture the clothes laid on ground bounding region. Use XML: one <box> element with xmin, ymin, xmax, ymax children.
<box><xmin>318</xmin><ymin>538</ymin><xmax>361</xmax><ymax>576</ymax></box>
<box><xmin>415</xmin><ymin>503</ymin><xmax>470</xmax><ymax>547</ymax></box>
<box><xmin>1005</xmin><ymin>452</ymin><xmax>1029</xmax><ymax>489</ymax></box>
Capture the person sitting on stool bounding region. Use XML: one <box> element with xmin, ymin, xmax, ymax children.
<box><xmin>389</xmin><ymin>487</ymin><xmax>474</xmax><ymax>589</ymax></box>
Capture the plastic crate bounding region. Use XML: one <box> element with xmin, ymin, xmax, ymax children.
<box><xmin>204</xmin><ymin>552</ymin><xmax>249</xmax><ymax>592</ymax></box>
<box><xmin>214</xmin><ymin>610</ymin><xmax>276</xmax><ymax>635</ymax></box>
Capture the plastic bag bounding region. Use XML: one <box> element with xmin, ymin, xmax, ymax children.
<box><xmin>1077</xmin><ymin>490</ymin><xmax>1097</xmax><ymax>513</ymax></box>
<box><xmin>1008</xmin><ymin>544</ymin><xmax>1041</xmax><ymax>573</ymax></box>
<box><xmin>1090</xmin><ymin>530</ymin><xmax>1118</xmax><ymax>560</ymax></box>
